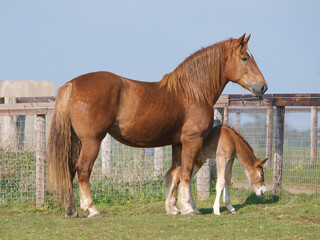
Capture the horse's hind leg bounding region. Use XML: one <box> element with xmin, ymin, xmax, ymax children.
<box><xmin>75</xmin><ymin>139</ymin><xmax>101</xmax><ymax>218</ymax></box>
<box><xmin>223</xmin><ymin>157</ymin><xmax>236</xmax><ymax>213</ymax></box>
<box><xmin>165</xmin><ymin>167</ymin><xmax>181</xmax><ymax>215</ymax></box>
<box><xmin>165</xmin><ymin>145</ymin><xmax>181</xmax><ymax>215</ymax></box>
<box><xmin>64</xmin><ymin>168</ymin><xmax>78</xmax><ymax>218</ymax></box>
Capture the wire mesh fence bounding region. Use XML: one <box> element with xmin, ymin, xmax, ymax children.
<box><xmin>0</xmin><ymin>101</ymin><xmax>319</xmax><ymax>207</ymax></box>
<box><xmin>228</xmin><ymin>106</ymin><xmax>320</xmax><ymax>197</ymax></box>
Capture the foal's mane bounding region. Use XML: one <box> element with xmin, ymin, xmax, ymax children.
<box><xmin>223</xmin><ymin>125</ymin><xmax>257</xmax><ymax>159</ymax></box>
<box><xmin>158</xmin><ymin>38</ymin><xmax>235</xmax><ymax>105</ymax></box>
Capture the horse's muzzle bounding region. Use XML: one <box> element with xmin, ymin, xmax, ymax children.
<box><xmin>251</xmin><ymin>83</ymin><xmax>268</xmax><ymax>97</ymax></box>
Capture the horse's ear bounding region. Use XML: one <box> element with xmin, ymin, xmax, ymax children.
<box><xmin>236</xmin><ymin>33</ymin><xmax>246</xmax><ymax>46</ymax></box>
<box><xmin>259</xmin><ymin>158</ymin><xmax>268</xmax><ymax>166</ymax></box>
<box><xmin>243</xmin><ymin>34</ymin><xmax>251</xmax><ymax>44</ymax></box>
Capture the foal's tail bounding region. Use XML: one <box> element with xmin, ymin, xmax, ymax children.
<box><xmin>46</xmin><ymin>82</ymin><xmax>81</xmax><ymax>205</ymax></box>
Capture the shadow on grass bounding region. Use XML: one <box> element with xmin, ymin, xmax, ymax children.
<box><xmin>199</xmin><ymin>192</ymin><xmax>279</xmax><ymax>215</ymax></box>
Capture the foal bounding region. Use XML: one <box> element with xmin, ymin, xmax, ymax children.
<box><xmin>165</xmin><ymin>125</ymin><xmax>267</xmax><ymax>215</ymax></box>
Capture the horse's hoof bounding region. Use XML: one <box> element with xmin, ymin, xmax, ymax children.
<box><xmin>65</xmin><ymin>211</ymin><xmax>79</xmax><ymax>219</ymax></box>
<box><xmin>213</xmin><ymin>210</ymin><xmax>221</xmax><ymax>216</ymax></box>
<box><xmin>167</xmin><ymin>211</ymin><xmax>181</xmax><ymax>215</ymax></box>
<box><xmin>86</xmin><ymin>206</ymin><xmax>100</xmax><ymax>218</ymax></box>
<box><xmin>194</xmin><ymin>209</ymin><xmax>202</xmax><ymax>215</ymax></box>
<box><xmin>87</xmin><ymin>209</ymin><xmax>100</xmax><ymax>218</ymax></box>
<box><xmin>230</xmin><ymin>210</ymin><xmax>237</xmax><ymax>214</ymax></box>
<box><xmin>87</xmin><ymin>211</ymin><xmax>100</xmax><ymax>218</ymax></box>
<box><xmin>166</xmin><ymin>208</ymin><xmax>181</xmax><ymax>215</ymax></box>
<box><xmin>181</xmin><ymin>209</ymin><xmax>197</xmax><ymax>215</ymax></box>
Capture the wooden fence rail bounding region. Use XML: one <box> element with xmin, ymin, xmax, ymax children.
<box><xmin>0</xmin><ymin>94</ymin><xmax>319</xmax><ymax>204</ymax></box>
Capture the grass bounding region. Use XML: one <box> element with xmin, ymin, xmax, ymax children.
<box><xmin>1</xmin><ymin>192</ymin><xmax>320</xmax><ymax>240</ymax></box>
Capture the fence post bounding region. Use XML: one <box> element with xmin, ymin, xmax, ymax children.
<box><xmin>223</xmin><ymin>107</ymin><xmax>228</xmax><ymax>125</ymax></box>
<box><xmin>36</xmin><ymin>114</ymin><xmax>46</xmax><ymax>207</ymax></box>
<box><xmin>196</xmin><ymin>160</ymin><xmax>211</xmax><ymax>200</ymax></box>
<box><xmin>2</xmin><ymin>97</ymin><xmax>17</xmax><ymax>151</ymax></box>
<box><xmin>266</xmin><ymin>106</ymin><xmax>274</xmax><ymax>167</ymax></box>
<box><xmin>310</xmin><ymin>106</ymin><xmax>318</xmax><ymax>164</ymax></box>
<box><xmin>235</xmin><ymin>111</ymin><xmax>241</xmax><ymax>132</ymax></box>
<box><xmin>101</xmin><ymin>134</ymin><xmax>112</xmax><ymax>176</ymax></box>
<box><xmin>214</xmin><ymin>108</ymin><xmax>224</xmax><ymax>126</ymax></box>
<box><xmin>272</xmin><ymin>106</ymin><xmax>285</xmax><ymax>200</ymax></box>
<box><xmin>154</xmin><ymin>147</ymin><xmax>164</xmax><ymax>177</ymax></box>
<box><xmin>139</xmin><ymin>148</ymin><xmax>145</xmax><ymax>161</ymax></box>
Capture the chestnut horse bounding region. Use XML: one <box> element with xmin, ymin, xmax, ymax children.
<box><xmin>47</xmin><ymin>34</ymin><xmax>267</xmax><ymax>218</ymax></box>
<box><xmin>165</xmin><ymin>125</ymin><xmax>268</xmax><ymax>215</ymax></box>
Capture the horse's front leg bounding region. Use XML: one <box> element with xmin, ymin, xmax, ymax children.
<box><xmin>189</xmin><ymin>160</ymin><xmax>204</xmax><ymax>215</ymax></box>
<box><xmin>213</xmin><ymin>156</ymin><xmax>226</xmax><ymax>215</ymax></box>
<box><xmin>223</xmin><ymin>157</ymin><xmax>236</xmax><ymax>213</ymax></box>
<box><xmin>75</xmin><ymin>139</ymin><xmax>101</xmax><ymax>218</ymax></box>
<box><xmin>178</xmin><ymin>138</ymin><xmax>203</xmax><ymax>215</ymax></box>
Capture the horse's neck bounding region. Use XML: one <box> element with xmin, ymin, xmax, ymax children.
<box><xmin>211</xmin><ymin>80</ymin><xmax>228</xmax><ymax>104</ymax></box>
<box><xmin>234</xmin><ymin>137</ymin><xmax>256</xmax><ymax>171</ymax></box>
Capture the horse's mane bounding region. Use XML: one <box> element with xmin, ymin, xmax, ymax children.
<box><xmin>222</xmin><ymin>125</ymin><xmax>257</xmax><ymax>159</ymax></box>
<box><xmin>158</xmin><ymin>38</ymin><xmax>235</xmax><ymax>105</ymax></box>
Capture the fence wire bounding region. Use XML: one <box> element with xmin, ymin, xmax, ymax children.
<box><xmin>228</xmin><ymin>106</ymin><xmax>320</xmax><ymax>197</ymax></box>
<box><xmin>0</xmin><ymin>106</ymin><xmax>319</xmax><ymax>206</ymax></box>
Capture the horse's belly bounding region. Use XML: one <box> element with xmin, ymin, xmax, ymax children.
<box><xmin>107</xmin><ymin>123</ymin><xmax>180</xmax><ymax>148</ymax></box>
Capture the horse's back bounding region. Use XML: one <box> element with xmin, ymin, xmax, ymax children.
<box><xmin>65</xmin><ymin>71</ymin><xmax>184</xmax><ymax>147</ymax></box>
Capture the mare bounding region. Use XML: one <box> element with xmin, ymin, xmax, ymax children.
<box><xmin>46</xmin><ymin>34</ymin><xmax>267</xmax><ymax>218</ymax></box>
<box><xmin>165</xmin><ymin>125</ymin><xmax>268</xmax><ymax>215</ymax></box>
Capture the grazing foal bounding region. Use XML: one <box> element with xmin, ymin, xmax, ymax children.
<box><xmin>165</xmin><ymin>125</ymin><xmax>267</xmax><ymax>215</ymax></box>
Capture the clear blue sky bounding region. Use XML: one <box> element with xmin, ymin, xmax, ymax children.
<box><xmin>1</xmin><ymin>0</ymin><xmax>319</xmax><ymax>95</ymax></box>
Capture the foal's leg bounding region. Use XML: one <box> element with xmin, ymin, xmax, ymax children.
<box><xmin>223</xmin><ymin>158</ymin><xmax>236</xmax><ymax>213</ymax></box>
<box><xmin>178</xmin><ymin>138</ymin><xmax>203</xmax><ymax>215</ymax></box>
<box><xmin>165</xmin><ymin>145</ymin><xmax>181</xmax><ymax>215</ymax></box>
<box><xmin>75</xmin><ymin>139</ymin><xmax>101</xmax><ymax>218</ymax></box>
<box><xmin>213</xmin><ymin>156</ymin><xmax>226</xmax><ymax>215</ymax></box>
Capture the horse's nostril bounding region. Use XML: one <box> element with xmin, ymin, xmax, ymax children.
<box><xmin>261</xmin><ymin>85</ymin><xmax>268</xmax><ymax>94</ymax></box>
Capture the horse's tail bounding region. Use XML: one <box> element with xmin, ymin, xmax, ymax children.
<box><xmin>46</xmin><ymin>82</ymin><xmax>81</xmax><ymax>205</ymax></box>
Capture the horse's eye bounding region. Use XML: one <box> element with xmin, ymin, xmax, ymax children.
<box><xmin>241</xmin><ymin>57</ymin><xmax>248</xmax><ymax>62</ymax></box>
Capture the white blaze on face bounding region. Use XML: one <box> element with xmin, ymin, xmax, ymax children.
<box><xmin>246</xmin><ymin>49</ymin><xmax>253</xmax><ymax>58</ymax></box>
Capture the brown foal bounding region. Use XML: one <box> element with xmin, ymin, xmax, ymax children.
<box><xmin>165</xmin><ymin>125</ymin><xmax>268</xmax><ymax>215</ymax></box>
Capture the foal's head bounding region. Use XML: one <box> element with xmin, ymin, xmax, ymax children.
<box><xmin>224</xmin><ymin>33</ymin><xmax>268</xmax><ymax>97</ymax></box>
<box><xmin>247</xmin><ymin>158</ymin><xmax>268</xmax><ymax>196</ymax></box>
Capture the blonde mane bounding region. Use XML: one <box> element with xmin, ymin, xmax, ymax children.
<box><xmin>158</xmin><ymin>39</ymin><xmax>235</xmax><ymax>105</ymax></box>
<box><xmin>223</xmin><ymin>125</ymin><xmax>257</xmax><ymax>160</ymax></box>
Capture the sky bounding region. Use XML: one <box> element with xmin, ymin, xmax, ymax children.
<box><xmin>0</xmin><ymin>0</ymin><xmax>319</xmax><ymax>95</ymax></box>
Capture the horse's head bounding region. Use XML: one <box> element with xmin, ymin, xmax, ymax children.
<box><xmin>248</xmin><ymin>158</ymin><xmax>268</xmax><ymax>196</ymax></box>
<box><xmin>224</xmin><ymin>34</ymin><xmax>268</xmax><ymax>97</ymax></box>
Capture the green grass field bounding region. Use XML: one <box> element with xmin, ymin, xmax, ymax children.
<box><xmin>1</xmin><ymin>192</ymin><xmax>320</xmax><ymax>240</ymax></box>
